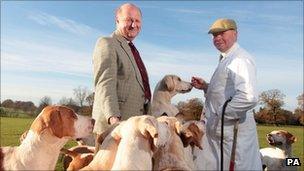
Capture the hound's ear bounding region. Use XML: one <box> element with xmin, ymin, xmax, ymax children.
<box><xmin>163</xmin><ymin>75</ymin><xmax>175</xmax><ymax>91</ymax></box>
<box><xmin>30</xmin><ymin>106</ymin><xmax>63</xmax><ymax>138</ymax></box>
<box><xmin>286</xmin><ymin>132</ymin><xmax>297</xmax><ymax>145</ymax></box>
<box><xmin>179</xmin><ymin>123</ymin><xmax>203</xmax><ymax>149</ymax></box>
<box><xmin>140</xmin><ymin>117</ymin><xmax>158</xmax><ymax>139</ymax></box>
<box><xmin>48</xmin><ymin>107</ymin><xmax>64</xmax><ymax>138</ymax></box>
<box><xmin>140</xmin><ymin>117</ymin><xmax>160</xmax><ymax>152</ymax></box>
<box><xmin>179</xmin><ymin>127</ymin><xmax>193</xmax><ymax>148</ymax></box>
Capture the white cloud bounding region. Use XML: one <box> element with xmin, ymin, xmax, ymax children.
<box><xmin>2</xmin><ymin>39</ymin><xmax>92</xmax><ymax>77</ymax></box>
<box><xmin>27</xmin><ymin>11</ymin><xmax>99</xmax><ymax>35</ymax></box>
<box><xmin>165</xmin><ymin>8</ymin><xmax>208</xmax><ymax>14</ymax></box>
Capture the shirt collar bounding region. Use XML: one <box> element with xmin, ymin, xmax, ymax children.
<box><xmin>220</xmin><ymin>42</ymin><xmax>239</xmax><ymax>61</ymax></box>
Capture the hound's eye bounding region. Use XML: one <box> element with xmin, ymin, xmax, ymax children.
<box><xmin>177</xmin><ymin>77</ymin><xmax>181</xmax><ymax>81</ymax></box>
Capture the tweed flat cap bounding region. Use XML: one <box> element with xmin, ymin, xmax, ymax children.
<box><xmin>208</xmin><ymin>18</ymin><xmax>237</xmax><ymax>34</ymax></box>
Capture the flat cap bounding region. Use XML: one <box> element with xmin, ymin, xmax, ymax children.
<box><xmin>208</xmin><ymin>18</ymin><xmax>237</xmax><ymax>34</ymax></box>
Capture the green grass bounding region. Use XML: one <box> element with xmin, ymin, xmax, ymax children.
<box><xmin>1</xmin><ymin>117</ymin><xmax>303</xmax><ymax>170</ymax></box>
<box><xmin>0</xmin><ymin>117</ymin><xmax>33</xmax><ymax>146</ymax></box>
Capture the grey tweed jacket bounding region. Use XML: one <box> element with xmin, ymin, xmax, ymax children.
<box><xmin>92</xmin><ymin>31</ymin><xmax>150</xmax><ymax>134</ymax></box>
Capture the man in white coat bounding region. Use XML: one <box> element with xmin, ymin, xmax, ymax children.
<box><xmin>191</xmin><ymin>18</ymin><xmax>262</xmax><ymax>170</ymax></box>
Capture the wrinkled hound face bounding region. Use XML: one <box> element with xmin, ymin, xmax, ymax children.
<box><xmin>266</xmin><ymin>130</ymin><xmax>296</xmax><ymax>147</ymax></box>
<box><xmin>163</xmin><ymin>75</ymin><xmax>193</xmax><ymax>93</ymax></box>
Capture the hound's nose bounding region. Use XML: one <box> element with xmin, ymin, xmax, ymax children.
<box><xmin>91</xmin><ymin>119</ymin><xmax>95</xmax><ymax>126</ymax></box>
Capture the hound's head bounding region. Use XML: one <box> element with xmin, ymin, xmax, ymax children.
<box><xmin>177</xmin><ymin>120</ymin><xmax>205</xmax><ymax>149</ymax></box>
<box><xmin>157</xmin><ymin>116</ymin><xmax>204</xmax><ymax>149</ymax></box>
<box><xmin>266</xmin><ymin>130</ymin><xmax>296</xmax><ymax>147</ymax></box>
<box><xmin>160</xmin><ymin>75</ymin><xmax>193</xmax><ymax>94</ymax></box>
<box><xmin>112</xmin><ymin>115</ymin><xmax>166</xmax><ymax>152</ymax></box>
<box><xmin>30</xmin><ymin>106</ymin><xmax>94</xmax><ymax>139</ymax></box>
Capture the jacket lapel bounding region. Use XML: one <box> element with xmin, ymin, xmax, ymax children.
<box><xmin>112</xmin><ymin>31</ymin><xmax>145</xmax><ymax>91</ymax></box>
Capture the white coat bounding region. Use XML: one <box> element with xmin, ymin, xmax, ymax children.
<box><xmin>194</xmin><ymin>43</ymin><xmax>262</xmax><ymax>170</ymax></box>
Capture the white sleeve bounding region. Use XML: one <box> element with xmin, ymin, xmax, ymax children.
<box><xmin>221</xmin><ymin>57</ymin><xmax>258</xmax><ymax>119</ymax></box>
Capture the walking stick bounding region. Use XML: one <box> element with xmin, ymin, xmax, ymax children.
<box><xmin>229</xmin><ymin>119</ymin><xmax>239</xmax><ymax>171</ymax></box>
<box><xmin>221</xmin><ymin>97</ymin><xmax>232</xmax><ymax>171</ymax></box>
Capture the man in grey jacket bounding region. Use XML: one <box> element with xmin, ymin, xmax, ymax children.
<box><xmin>192</xmin><ymin>18</ymin><xmax>262</xmax><ymax>170</ymax></box>
<box><xmin>92</xmin><ymin>3</ymin><xmax>151</xmax><ymax>135</ymax></box>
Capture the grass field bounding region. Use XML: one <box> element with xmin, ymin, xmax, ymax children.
<box><xmin>1</xmin><ymin>117</ymin><xmax>303</xmax><ymax>171</ymax></box>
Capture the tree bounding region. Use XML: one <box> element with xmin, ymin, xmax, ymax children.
<box><xmin>58</xmin><ymin>96</ymin><xmax>80</xmax><ymax>112</ymax></box>
<box><xmin>73</xmin><ymin>86</ymin><xmax>89</xmax><ymax>107</ymax></box>
<box><xmin>296</xmin><ymin>93</ymin><xmax>304</xmax><ymax>111</ymax></box>
<box><xmin>294</xmin><ymin>93</ymin><xmax>304</xmax><ymax>125</ymax></box>
<box><xmin>37</xmin><ymin>96</ymin><xmax>52</xmax><ymax>114</ymax></box>
<box><xmin>1</xmin><ymin>99</ymin><xmax>36</xmax><ymax>114</ymax></box>
<box><xmin>1</xmin><ymin>99</ymin><xmax>15</xmax><ymax>108</ymax></box>
<box><xmin>14</xmin><ymin>101</ymin><xmax>36</xmax><ymax>113</ymax></box>
<box><xmin>177</xmin><ymin>98</ymin><xmax>204</xmax><ymax>121</ymax></box>
<box><xmin>40</xmin><ymin>96</ymin><xmax>52</xmax><ymax>106</ymax></box>
<box><xmin>86</xmin><ymin>92</ymin><xmax>95</xmax><ymax>109</ymax></box>
<box><xmin>58</xmin><ymin>97</ymin><xmax>77</xmax><ymax>106</ymax></box>
<box><xmin>259</xmin><ymin>89</ymin><xmax>285</xmax><ymax>126</ymax></box>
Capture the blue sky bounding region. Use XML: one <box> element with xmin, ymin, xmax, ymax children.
<box><xmin>1</xmin><ymin>1</ymin><xmax>303</xmax><ymax>111</ymax></box>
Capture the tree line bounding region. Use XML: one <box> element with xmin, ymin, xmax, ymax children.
<box><xmin>254</xmin><ymin>89</ymin><xmax>303</xmax><ymax>125</ymax></box>
<box><xmin>0</xmin><ymin>86</ymin><xmax>94</xmax><ymax>117</ymax></box>
<box><xmin>1</xmin><ymin>87</ymin><xmax>303</xmax><ymax>126</ymax></box>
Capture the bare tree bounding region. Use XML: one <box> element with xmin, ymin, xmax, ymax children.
<box><xmin>58</xmin><ymin>96</ymin><xmax>80</xmax><ymax>112</ymax></box>
<box><xmin>40</xmin><ymin>96</ymin><xmax>52</xmax><ymax>106</ymax></box>
<box><xmin>73</xmin><ymin>86</ymin><xmax>89</xmax><ymax>107</ymax></box>
<box><xmin>259</xmin><ymin>89</ymin><xmax>285</xmax><ymax>125</ymax></box>
<box><xmin>58</xmin><ymin>97</ymin><xmax>77</xmax><ymax>106</ymax></box>
<box><xmin>58</xmin><ymin>97</ymin><xmax>69</xmax><ymax>105</ymax></box>
<box><xmin>294</xmin><ymin>93</ymin><xmax>304</xmax><ymax>125</ymax></box>
<box><xmin>86</xmin><ymin>92</ymin><xmax>95</xmax><ymax>108</ymax></box>
<box><xmin>37</xmin><ymin>96</ymin><xmax>52</xmax><ymax>114</ymax></box>
<box><xmin>296</xmin><ymin>93</ymin><xmax>304</xmax><ymax>111</ymax></box>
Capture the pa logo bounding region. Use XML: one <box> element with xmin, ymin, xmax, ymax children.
<box><xmin>286</xmin><ymin>158</ymin><xmax>301</xmax><ymax>166</ymax></box>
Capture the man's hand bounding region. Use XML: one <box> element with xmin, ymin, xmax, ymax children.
<box><xmin>109</xmin><ymin>116</ymin><xmax>120</xmax><ymax>125</ymax></box>
<box><xmin>191</xmin><ymin>76</ymin><xmax>208</xmax><ymax>92</ymax></box>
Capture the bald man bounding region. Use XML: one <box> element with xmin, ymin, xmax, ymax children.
<box><xmin>92</xmin><ymin>3</ymin><xmax>151</xmax><ymax>135</ymax></box>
